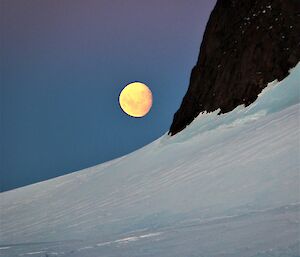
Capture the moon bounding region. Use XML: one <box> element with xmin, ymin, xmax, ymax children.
<box><xmin>119</xmin><ymin>82</ymin><xmax>153</xmax><ymax>117</ymax></box>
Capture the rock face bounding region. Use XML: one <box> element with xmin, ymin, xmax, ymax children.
<box><xmin>169</xmin><ymin>0</ymin><xmax>300</xmax><ymax>135</ymax></box>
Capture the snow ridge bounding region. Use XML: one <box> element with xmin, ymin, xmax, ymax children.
<box><xmin>0</xmin><ymin>63</ymin><xmax>299</xmax><ymax>257</ymax></box>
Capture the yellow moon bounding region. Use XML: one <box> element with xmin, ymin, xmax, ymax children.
<box><xmin>119</xmin><ymin>82</ymin><xmax>153</xmax><ymax>117</ymax></box>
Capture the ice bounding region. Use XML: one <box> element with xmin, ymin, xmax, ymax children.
<box><xmin>0</xmin><ymin>63</ymin><xmax>299</xmax><ymax>256</ymax></box>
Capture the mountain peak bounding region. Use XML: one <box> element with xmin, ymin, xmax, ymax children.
<box><xmin>169</xmin><ymin>0</ymin><xmax>300</xmax><ymax>135</ymax></box>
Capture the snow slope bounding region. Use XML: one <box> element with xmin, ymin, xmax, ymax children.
<box><xmin>1</xmin><ymin>63</ymin><xmax>300</xmax><ymax>257</ymax></box>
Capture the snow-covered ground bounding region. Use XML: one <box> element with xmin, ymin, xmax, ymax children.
<box><xmin>1</xmin><ymin>63</ymin><xmax>300</xmax><ymax>257</ymax></box>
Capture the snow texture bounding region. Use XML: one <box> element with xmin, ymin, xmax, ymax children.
<box><xmin>1</xmin><ymin>63</ymin><xmax>300</xmax><ymax>257</ymax></box>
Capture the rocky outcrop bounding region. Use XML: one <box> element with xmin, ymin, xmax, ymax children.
<box><xmin>169</xmin><ymin>0</ymin><xmax>300</xmax><ymax>135</ymax></box>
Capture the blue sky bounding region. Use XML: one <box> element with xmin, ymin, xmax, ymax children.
<box><xmin>1</xmin><ymin>0</ymin><xmax>216</xmax><ymax>191</ymax></box>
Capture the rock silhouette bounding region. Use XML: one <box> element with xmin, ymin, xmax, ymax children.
<box><xmin>169</xmin><ymin>0</ymin><xmax>300</xmax><ymax>135</ymax></box>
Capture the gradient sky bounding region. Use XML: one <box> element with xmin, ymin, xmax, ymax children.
<box><xmin>1</xmin><ymin>0</ymin><xmax>216</xmax><ymax>192</ymax></box>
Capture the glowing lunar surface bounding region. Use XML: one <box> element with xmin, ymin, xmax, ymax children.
<box><xmin>119</xmin><ymin>82</ymin><xmax>153</xmax><ymax>117</ymax></box>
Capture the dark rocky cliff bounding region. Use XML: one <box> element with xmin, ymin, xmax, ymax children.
<box><xmin>169</xmin><ymin>0</ymin><xmax>300</xmax><ymax>135</ymax></box>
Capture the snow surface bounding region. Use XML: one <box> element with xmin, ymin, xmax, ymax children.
<box><xmin>1</xmin><ymin>63</ymin><xmax>300</xmax><ymax>257</ymax></box>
